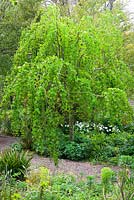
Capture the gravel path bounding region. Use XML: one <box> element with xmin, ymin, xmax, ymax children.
<box><xmin>31</xmin><ymin>154</ymin><xmax>119</xmax><ymax>180</ymax></box>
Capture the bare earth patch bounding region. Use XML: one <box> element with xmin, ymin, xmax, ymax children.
<box><xmin>0</xmin><ymin>135</ymin><xmax>119</xmax><ymax>179</ymax></box>
<box><xmin>0</xmin><ymin>135</ymin><xmax>19</xmax><ymax>151</ymax></box>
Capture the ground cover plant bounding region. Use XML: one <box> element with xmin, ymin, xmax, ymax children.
<box><xmin>0</xmin><ymin>165</ymin><xmax>134</xmax><ymax>200</ymax></box>
<box><xmin>57</xmin><ymin>124</ymin><xmax>134</xmax><ymax>164</ymax></box>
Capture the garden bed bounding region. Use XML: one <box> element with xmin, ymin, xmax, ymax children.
<box><xmin>0</xmin><ymin>135</ymin><xmax>119</xmax><ymax>179</ymax></box>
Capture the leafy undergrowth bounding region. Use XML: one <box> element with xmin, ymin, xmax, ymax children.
<box><xmin>31</xmin><ymin>129</ymin><xmax>134</xmax><ymax>169</ymax></box>
<box><xmin>0</xmin><ymin>166</ymin><xmax>134</xmax><ymax>200</ymax></box>
<box><xmin>0</xmin><ymin>140</ymin><xmax>134</xmax><ymax>199</ymax></box>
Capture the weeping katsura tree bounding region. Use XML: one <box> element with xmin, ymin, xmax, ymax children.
<box><xmin>1</xmin><ymin>6</ymin><xmax>133</xmax><ymax>160</ymax></box>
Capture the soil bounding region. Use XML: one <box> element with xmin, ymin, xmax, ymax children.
<box><xmin>0</xmin><ymin>135</ymin><xmax>119</xmax><ymax>179</ymax></box>
<box><xmin>0</xmin><ymin>135</ymin><xmax>19</xmax><ymax>150</ymax></box>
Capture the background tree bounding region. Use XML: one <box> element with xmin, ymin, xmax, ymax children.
<box><xmin>123</xmin><ymin>31</ymin><xmax>134</xmax><ymax>71</ymax></box>
<box><xmin>0</xmin><ymin>0</ymin><xmax>42</xmax><ymax>100</ymax></box>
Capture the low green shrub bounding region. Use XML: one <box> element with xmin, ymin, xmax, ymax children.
<box><xmin>0</xmin><ymin>148</ymin><xmax>32</xmax><ymax>180</ymax></box>
<box><xmin>10</xmin><ymin>142</ymin><xmax>23</xmax><ymax>152</ymax></box>
<box><xmin>63</xmin><ymin>142</ymin><xmax>86</xmax><ymax>161</ymax></box>
<box><xmin>89</xmin><ymin>132</ymin><xmax>134</xmax><ymax>163</ymax></box>
<box><xmin>59</xmin><ymin>133</ymin><xmax>92</xmax><ymax>161</ymax></box>
<box><xmin>89</xmin><ymin>133</ymin><xmax>114</xmax><ymax>161</ymax></box>
<box><xmin>120</xmin><ymin>135</ymin><xmax>134</xmax><ymax>156</ymax></box>
<box><xmin>58</xmin><ymin>131</ymin><xmax>134</xmax><ymax>163</ymax></box>
<box><xmin>118</xmin><ymin>155</ymin><xmax>134</xmax><ymax>169</ymax></box>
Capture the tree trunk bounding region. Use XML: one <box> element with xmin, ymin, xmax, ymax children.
<box><xmin>109</xmin><ymin>0</ymin><xmax>115</xmax><ymax>11</ymax></box>
<box><xmin>69</xmin><ymin>114</ymin><xmax>74</xmax><ymax>141</ymax></box>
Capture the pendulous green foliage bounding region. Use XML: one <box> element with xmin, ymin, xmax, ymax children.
<box><xmin>1</xmin><ymin>6</ymin><xmax>133</xmax><ymax>159</ymax></box>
